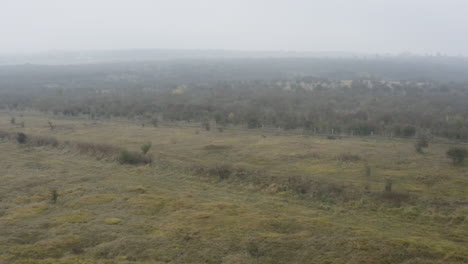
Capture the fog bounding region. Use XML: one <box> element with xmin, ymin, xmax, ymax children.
<box><xmin>1</xmin><ymin>0</ymin><xmax>468</xmax><ymax>55</ymax></box>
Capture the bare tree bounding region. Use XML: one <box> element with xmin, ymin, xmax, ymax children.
<box><xmin>48</xmin><ymin>120</ymin><xmax>55</xmax><ymax>130</ymax></box>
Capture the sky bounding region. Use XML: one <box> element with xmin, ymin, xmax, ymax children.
<box><xmin>1</xmin><ymin>0</ymin><xmax>467</xmax><ymax>55</ymax></box>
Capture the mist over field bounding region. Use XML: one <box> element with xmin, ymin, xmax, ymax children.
<box><xmin>0</xmin><ymin>1</ymin><xmax>467</xmax><ymax>264</ymax></box>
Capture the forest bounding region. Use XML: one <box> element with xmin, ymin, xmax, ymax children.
<box><xmin>1</xmin><ymin>56</ymin><xmax>468</xmax><ymax>140</ymax></box>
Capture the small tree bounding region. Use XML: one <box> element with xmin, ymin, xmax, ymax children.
<box><xmin>119</xmin><ymin>149</ymin><xmax>152</xmax><ymax>165</ymax></box>
<box><xmin>202</xmin><ymin>122</ymin><xmax>210</xmax><ymax>131</ymax></box>
<box><xmin>446</xmin><ymin>147</ymin><xmax>468</xmax><ymax>165</ymax></box>
<box><xmin>384</xmin><ymin>179</ymin><xmax>393</xmax><ymax>192</ymax></box>
<box><xmin>415</xmin><ymin>135</ymin><xmax>429</xmax><ymax>153</ymax></box>
<box><xmin>247</xmin><ymin>117</ymin><xmax>261</xmax><ymax>129</ymax></box>
<box><xmin>50</xmin><ymin>189</ymin><xmax>59</xmax><ymax>204</ymax></box>
<box><xmin>48</xmin><ymin>120</ymin><xmax>55</xmax><ymax>130</ymax></box>
<box><xmin>151</xmin><ymin>117</ymin><xmax>159</xmax><ymax>127</ymax></box>
<box><xmin>141</xmin><ymin>142</ymin><xmax>152</xmax><ymax>155</ymax></box>
<box><xmin>16</xmin><ymin>132</ymin><xmax>27</xmax><ymax>144</ymax></box>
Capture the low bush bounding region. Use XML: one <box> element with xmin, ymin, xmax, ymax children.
<box><xmin>3</xmin><ymin>131</ymin><xmax>153</xmax><ymax>166</ymax></box>
<box><xmin>16</xmin><ymin>132</ymin><xmax>27</xmax><ymax>144</ymax></box>
<box><xmin>118</xmin><ymin>149</ymin><xmax>152</xmax><ymax>165</ymax></box>
<box><xmin>206</xmin><ymin>164</ymin><xmax>234</xmax><ymax>180</ymax></box>
<box><xmin>446</xmin><ymin>147</ymin><xmax>467</xmax><ymax>165</ymax></box>
<box><xmin>141</xmin><ymin>142</ymin><xmax>152</xmax><ymax>155</ymax></box>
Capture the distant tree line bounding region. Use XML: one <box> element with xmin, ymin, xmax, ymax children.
<box><xmin>1</xmin><ymin>60</ymin><xmax>468</xmax><ymax>140</ymax></box>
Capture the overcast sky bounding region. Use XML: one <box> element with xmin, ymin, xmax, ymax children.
<box><xmin>1</xmin><ymin>0</ymin><xmax>467</xmax><ymax>55</ymax></box>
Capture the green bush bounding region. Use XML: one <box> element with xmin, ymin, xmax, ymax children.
<box><xmin>446</xmin><ymin>147</ymin><xmax>468</xmax><ymax>165</ymax></box>
<box><xmin>118</xmin><ymin>149</ymin><xmax>152</xmax><ymax>165</ymax></box>
<box><xmin>141</xmin><ymin>142</ymin><xmax>152</xmax><ymax>155</ymax></box>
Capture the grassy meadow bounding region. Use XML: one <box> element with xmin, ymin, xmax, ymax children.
<box><xmin>0</xmin><ymin>111</ymin><xmax>467</xmax><ymax>264</ymax></box>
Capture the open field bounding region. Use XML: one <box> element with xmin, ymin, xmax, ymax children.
<box><xmin>0</xmin><ymin>111</ymin><xmax>467</xmax><ymax>264</ymax></box>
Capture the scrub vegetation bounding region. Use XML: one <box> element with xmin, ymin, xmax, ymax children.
<box><xmin>0</xmin><ymin>111</ymin><xmax>466</xmax><ymax>264</ymax></box>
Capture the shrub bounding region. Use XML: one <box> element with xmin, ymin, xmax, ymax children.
<box><xmin>118</xmin><ymin>149</ymin><xmax>152</xmax><ymax>165</ymax></box>
<box><xmin>50</xmin><ymin>189</ymin><xmax>59</xmax><ymax>204</ymax></box>
<box><xmin>415</xmin><ymin>135</ymin><xmax>429</xmax><ymax>153</ymax></box>
<box><xmin>16</xmin><ymin>132</ymin><xmax>27</xmax><ymax>144</ymax></box>
<box><xmin>141</xmin><ymin>142</ymin><xmax>152</xmax><ymax>154</ymax></box>
<box><xmin>446</xmin><ymin>147</ymin><xmax>468</xmax><ymax>165</ymax></box>
<box><xmin>209</xmin><ymin>164</ymin><xmax>233</xmax><ymax>180</ymax></box>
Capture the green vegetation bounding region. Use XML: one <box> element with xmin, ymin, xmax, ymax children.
<box><xmin>0</xmin><ymin>111</ymin><xmax>466</xmax><ymax>263</ymax></box>
<box><xmin>446</xmin><ymin>147</ymin><xmax>468</xmax><ymax>165</ymax></box>
<box><xmin>16</xmin><ymin>132</ymin><xmax>27</xmax><ymax>144</ymax></box>
<box><xmin>118</xmin><ymin>149</ymin><xmax>152</xmax><ymax>165</ymax></box>
<box><xmin>2</xmin><ymin>59</ymin><xmax>468</xmax><ymax>140</ymax></box>
<box><xmin>415</xmin><ymin>135</ymin><xmax>429</xmax><ymax>153</ymax></box>
<box><xmin>140</xmin><ymin>142</ymin><xmax>152</xmax><ymax>155</ymax></box>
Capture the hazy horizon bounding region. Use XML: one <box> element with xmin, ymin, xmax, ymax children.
<box><xmin>2</xmin><ymin>0</ymin><xmax>468</xmax><ymax>56</ymax></box>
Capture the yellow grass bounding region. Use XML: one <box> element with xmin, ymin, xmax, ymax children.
<box><xmin>0</xmin><ymin>111</ymin><xmax>466</xmax><ymax>263</ymax></box>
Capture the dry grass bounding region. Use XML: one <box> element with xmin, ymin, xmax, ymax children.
<box><xmin>0</xmin><ymin>111</ymin><xmax>467</xmax><ymax>264</ymax></box>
